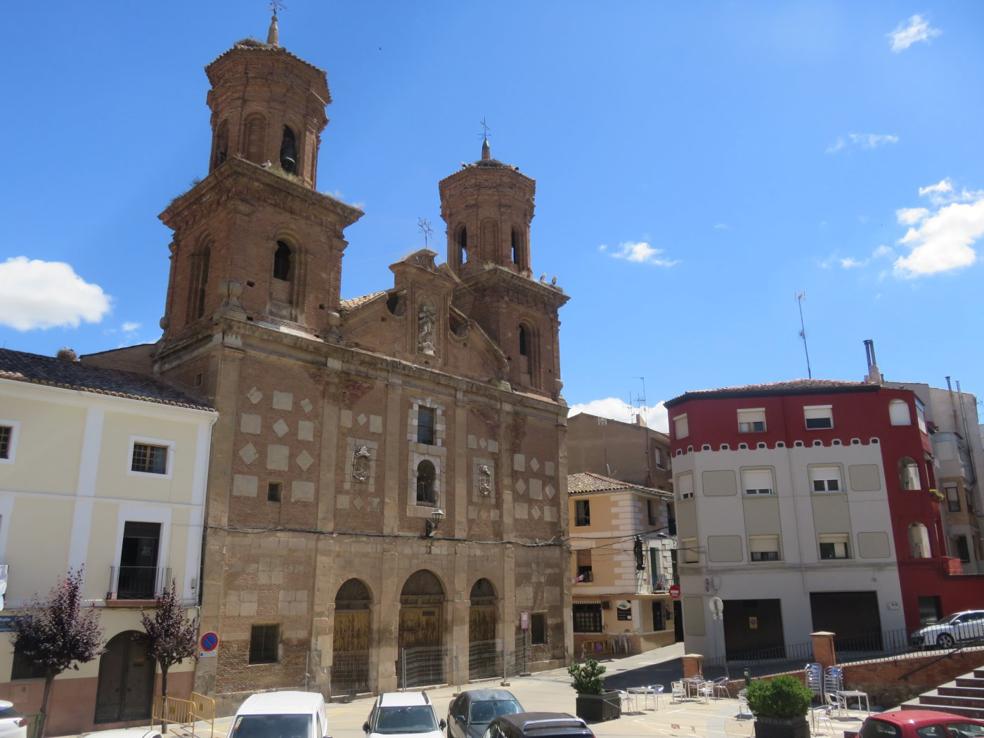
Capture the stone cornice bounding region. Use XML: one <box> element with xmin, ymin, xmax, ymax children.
<box><xmin>460</xmin><ymin>265</ymin><xmax>569</xmax><ymax>309</ymax></box>
<box><xmin>157</xmin><ymin>315</ymin><xmax>566</xmax><ymax>419</ymax></box>
<box><xmin>159</xmin><ymin>157</ymin><xmax>363</xmax><ymax>233</ymax></box>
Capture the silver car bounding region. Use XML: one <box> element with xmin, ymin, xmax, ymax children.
<box><xmin>911</xmin><ymin>610</ymin><xmax>984</xmax><ymax>649</ymax></box>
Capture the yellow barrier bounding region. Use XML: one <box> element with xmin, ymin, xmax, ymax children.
<box><xmin>151</xmin><ymin>692</ymin><xmax>215</xmax><ymax>738</ymax></box>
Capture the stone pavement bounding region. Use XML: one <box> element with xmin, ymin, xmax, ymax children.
<box><xmin>72</xmin><ymin>646</ymin><xmax>869</xmax><ymax>738</ymax></box>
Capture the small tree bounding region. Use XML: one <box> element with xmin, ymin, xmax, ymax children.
<box><xmin>568</xmin><ymin>659</ymin><xmax>607</xmax><ymax>695</ymax></box>
<box><xmin>12</xmin><ymin>568</ymin><xmax>103</xmax><ymax>738</ymax></box>
<box><xmin>141</xmin><ymin>581</ymin><xmax>198</xmax><ymax>726</ymax></box>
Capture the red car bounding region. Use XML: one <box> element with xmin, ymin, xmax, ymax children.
<box><xmin>859</xmin><ymin>710</ymin><xmax>984</xmax><ymax>738</ymax></box>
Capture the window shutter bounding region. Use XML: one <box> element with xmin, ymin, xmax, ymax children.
<box><xmin>749</xmin><ymin>535</ymin><xmax>779</xmax><ymax>553</ymax></box>
<box><xmin>742</xmin><ymin>468</ymin><xmax>774</xmax><ymax>494</ymax></box>
<box><xmin>677</xmin><ymin>473</ymin><xmax>694</xmax><ymax>498</ymax></box>
<box><xmin>889</xmin><ymin>400</ymin><xmax>912</xmax><ymax>426</ymax></box>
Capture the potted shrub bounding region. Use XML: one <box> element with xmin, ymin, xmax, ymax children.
<box><xmin>746</xmin><ymin>675</ymin><xmax>812</xmax><ymax>738</ymax></box>
<box><xmin>568</xmin><ymin>659</ymin><xmax>621</xmax><ymax>723</ymax></box>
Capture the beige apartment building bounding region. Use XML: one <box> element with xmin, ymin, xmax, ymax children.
<box><xmin>568</xmin><ymin>472</ymin><xmax>677</xmax><ymax>658</ymax></box>
<box><xmin>0</xmin><ymin>349</ymin><xmax>216</xmax><ymax>736</ymax></box>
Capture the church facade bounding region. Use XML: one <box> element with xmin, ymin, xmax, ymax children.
<box><xmin>98</xmin><ymin>17</ymin><xmax>571</xmax><ymax>702</ymax></box>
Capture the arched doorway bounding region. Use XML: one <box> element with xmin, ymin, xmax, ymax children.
<box><xmin>94</xmin><ymin>631</ymin><xmax>154</xmax><ymax>723</ymax></box>
<box><xmin>398</xmin><ymin>570</ymin><xmax>445</xmax><ymax>687</ymax></box>
<box><xmin>469</xmin><ymin>578</ymin><xmax>498</xmax><ymax>679</ymax></box>
<box><xmin>331</xmin><ymin>579</ymin><xmax>371</xmax><ymax>696</ymax></box>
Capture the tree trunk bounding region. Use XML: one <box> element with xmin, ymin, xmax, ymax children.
<box><xmin>159</xmin><ymin>666</ymin><xmax>169</xmax><ymax>733</ymax></box>
<box><xmin>38</xmin><ymin>674</ymin><xmax>55</xmax><ymax>738</ymax></box>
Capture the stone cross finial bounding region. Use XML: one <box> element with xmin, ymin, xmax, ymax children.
<box><xmin>480</xmin><ymin>117</ymin><xmax>491</xmax><ymax>160</ymax></box>
<box><xmin>417</xmin><ymin>218</ymin><xmax>433</xmax><ymax>247</ymax></box>
<box><xmin>267</xmin><ymin>1</ymin><xmax>285</xmax><ymax>46</ymax></box>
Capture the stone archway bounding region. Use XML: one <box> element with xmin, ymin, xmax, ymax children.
<box><xmin>469</xmin><ymin>578</ymin><xmax>498</xmax><ymax>679</ymax></box>
<box><xmin>397</xmin><ymin>570</ymin><xmax>445</xmax><ymax>687</ymax></box>
<box><xmin>331</xmin><ymin>578</ymin><xmax>372</xmax><ymax>696</ymax></box>
<box><xmin>94</xmin><ymin>631</ymin><xmax>154</xmax><ymax>723</ymax></box>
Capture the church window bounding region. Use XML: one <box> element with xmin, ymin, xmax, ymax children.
<box><xmin>193</xmin><ymin>245</ymin><xmax>210</xmax><ymax>319</ymax></box>
<box><xmin>273</xmin><ymin>241</ymin><xmax>292</xmax><ymax>281</ymax></box>
<box><xmin>511</xmin><ymin>227</ymin><xmax>521</xmax><ymax>265</ymax></box>
<box><xmin>457</xmin><ymin>226</ymin><xmax>468</xmax><ymax>265</ymax></box>
<box><xmin>280</xmin><ymin>125</ymin><xmax>298</xmax><ymax>174</ymax></box>
<box><xmin>416</xmin><ymin>460</ymin><xmax>436</xmax><ymax>505</ymax></box>
<box><xmin>417</xmin><ymin>407</ymin><xmax>436</xmax><ymax>445</ymax></box>
<box><xmin>213</xmin><ymin>120</ymin><xmax>228</xmax><ymax>170</ymax></box>
<box><xmin>243</xmin><ymin>114</ymin><xmax>267</xmax><ymax>163</ymax></box>
<box><xmin>519</xmin><ymin>324</ymin><xmax>530</xmax><ymax>357</ymax></box>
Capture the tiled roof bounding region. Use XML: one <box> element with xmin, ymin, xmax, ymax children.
<box><xmin>568</xmin><ymin>472</ymin><xmax>670</xmax><ymax>498</ymax></box>
<box><xmin>0</xmin><ymin>349</ymin><xmax>213</xmax><ymax>411</ymax></box>
<box><xmin>339</xmin><ymin>291</ymin><xmax>386</xmax><ymax>312</ymax></box>
<box><xmin>208</xmin><ymin>39</ymin><xmax>326</xmax><ymax>77</ymax></box>
<box><xmin>665</xmin><ymin>378</ymin><xmax>876</xmax><ymax>407</ymax></box>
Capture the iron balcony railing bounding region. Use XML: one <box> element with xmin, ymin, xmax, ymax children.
<box><xmin>107</xmin><ymin>565</ymin><xmax>171</xmax><ymax>600</ymax></box>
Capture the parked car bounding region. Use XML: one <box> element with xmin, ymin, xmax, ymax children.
<box><xmin>228</xmin><ymin>691</ymin><xmax>328</xmax><ymax>738</ymax></box>
<box><xmin>910</xmin><ymin>610</ymin><xmax>984</xmax><ymax>649</ymax></box>
<box><xmin>447</xmin><ymin>689</ymin><xmax>523</xmax><ymax>738</ymax></box>
<box><xmin>362</xmin><ymin>692</ymin><xmax>445</xmax><ymax>737</ymax></box>
<box><xmin>482</xmin><ymin>713</ymin><xmax>594</xmax><ymax>738</ymax></box>
<box><xmin>858</xmin><ymin>710</ymin><xmax>984</xmax><ymax>738</ymax></box>
<box><xmin>0</xmin><ymin>702</ymin><xmax>28</xmax><ymax>738</ymax></box>
<box><xmin>82</xmin><ymin>730</ymin><xmax>162</xmax><ymax>738</ymax></box>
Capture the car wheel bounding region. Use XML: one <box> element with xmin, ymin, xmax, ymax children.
<box><xmin>936</xmin><ymin>633</ymin><xmax>955</xmax><ymax>648</ymax></box>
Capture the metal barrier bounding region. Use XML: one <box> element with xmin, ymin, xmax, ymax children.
<box><xmin>331</xmin><ymin>650</ymin><xmax>371</xmax><ymax>697</ymax></box>
<box><xmin>151</xmin><ymin>692</ymin><xmax>215</xmax><ymax>738</ymax></box>
<box><xmin>468</xmin><ymin>639</ymin><xmax>499</xmax><ymax>680</ymax></box>
<box><xmin>398</xmin><ymin>646</ymin><xmax>448</xmax><ymax>689</ymax></box>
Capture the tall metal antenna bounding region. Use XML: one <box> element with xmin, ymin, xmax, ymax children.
<box><xmin>796</xmin><ymin>291</ymin><xmax>813</xmax><ymax>379</ymax></box>
<box><xmin>417</xmin><ymin>218</ymin><xmax>433</xmax><ymax>248</ymax></box>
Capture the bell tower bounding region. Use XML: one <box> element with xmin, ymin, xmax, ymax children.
<box><xmin>439</xmin><ymin>137</ymin><xmax>534</xmax><ymax>277</ymax></box>
<box><xmin>158</xmin><ymin>14</ymin><xmax>361</xmax><ymax>345</ymax></box>
<box><xmin>440</xmin><ymin>139</ymin><xmax>568</xmax><ymax>400</ymax></box>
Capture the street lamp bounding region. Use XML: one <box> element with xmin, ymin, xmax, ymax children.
<box><xmin>424</xmin><ymin>508</ymin><xmax>445</xmax><ymax>538</ymax></box>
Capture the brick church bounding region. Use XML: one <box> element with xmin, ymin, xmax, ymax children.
<box><xmin>92</xmin><ymin>15</ymin><xmax>571</xmax><ymax>701</ymax></box>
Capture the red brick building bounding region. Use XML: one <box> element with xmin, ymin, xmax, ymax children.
<box><xmin>89</xmin><ymin>15</ymin><xmax>571</xmax><ymax>707</ymax></box>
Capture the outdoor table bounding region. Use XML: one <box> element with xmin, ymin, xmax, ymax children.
<box><xmin>684</xmin><ymin>677</ymin><xmax>705</xmax><ymax>698</ymax></box>
<box><xmin>836</xmin><ymin>690</ymin><xmax>871</xmax><ymax>714</ymax></box>
<box><xmin>627</xmin><ymin>686</ymin><xmax>661</xmax><ymax>710</ymax></box>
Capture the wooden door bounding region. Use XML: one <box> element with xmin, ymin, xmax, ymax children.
<box><xmin>95</xmin><ymin>632</ymin><xmax>154</xmax><ymax>723</ymax></box>
<box><xmin>332</xmin><ymin>609</ymin><xmax>370</xmax><ymax>694</ymax></box>
<box><xmin>469</xmin><ymin>605</ymin><xmax>497</xmax><ymax>679</ymax></box>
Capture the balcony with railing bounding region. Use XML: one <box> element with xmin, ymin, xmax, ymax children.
<box><xmin>106</xmin><ymin>565</ymin><xmax>171</xmax><ymax>603</ymax></box>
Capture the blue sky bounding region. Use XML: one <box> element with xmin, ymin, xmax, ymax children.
<box><xmin>2</xmin><ymin>2</ymin><xmax>983</xmax><ymax>430</ymax></box>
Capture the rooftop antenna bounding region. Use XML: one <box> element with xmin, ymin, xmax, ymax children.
<box><xmin>796</xmin><ymin>291</ymin><xmax>813</xmax><ymax>379</ymax></box>
<box><xmin>417</xmin><ymin>218</ymin><xmax>433</xmax><ymax>248</ymax></box>
<box><xmin>479</xmin><ymin>118</ymin><xmax>492</xmax><ymax>160</ymax></box>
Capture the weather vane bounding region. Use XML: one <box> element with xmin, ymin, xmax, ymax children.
<box><xmin>270</xmin><ymin>0</ymin><xmax>286</xmax><ymax>17</ymax></box>
<box><xmin>479</xmin><ymin>117</ymin><xmax>491</xmax><ymax>141</ymax></box>
<box><xmin>417</xmin><ymin>218</ymin><xmax>433</xmax><ymax>247</ymax></box>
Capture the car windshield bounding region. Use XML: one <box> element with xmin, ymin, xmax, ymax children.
<box><xmin>469</xmin><ymin>700</ymin><xmax>522</xmax><ymax>724</ymax></box>
<box><xmin>375</xmin><ymin>706</ymin><xmax>438</xmax><ymax>734</ymax></box>
<box><xmin>0</xmin><ymin>707</ymin><xmax>20</xmax><ymax>719</ymax></box>
<box><xmin>860</xmin><ymin>719</ymin><xmax>901</xmax><ymax>738</ymax></box>
<box><xmin>230</xmin><ymin>714</ymin><xmax>312</xmax><ymax>738</ymax></box>
<box><xmin>945</xmin><ymin>723</ymin><xmax>984</xmax><ymax>738</ymax></box>
<box><xmin>935</xmin><ymin>614</ymin><xmax>962</xmax><ymax>625</ymax></box>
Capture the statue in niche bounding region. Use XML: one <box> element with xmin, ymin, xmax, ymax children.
<box><xmin>418</xmin><ymin>303</ymin><xmax>436</xmax><ymax>356</ymax></box>
<box><xmin>478</xmin><ymin>464</ymin><xmax>492</xmax><ymax>496</ymax></box>
<box><xmin>352</xmin><ymin>445</ymin><xmax>371</xmax><ymax>482</ymax></box>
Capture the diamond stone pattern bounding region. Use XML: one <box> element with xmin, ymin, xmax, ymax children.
<box><xmin>296</xmin><ymin>450</ymin><xmax>314</xmax><ymax>471</ymax></box>
<box><xmin>272</xmin><ymin>419</ymin><xmax>289</xmax><ymax>437</ymax></box>
<box><xmin>239</xmin><ymin>443</ymin><xmax>258</xmax><ymax>464</ymax></box>
<box><xmin>530</xmin><ymin>458</ymin><xmax>540</xmax><ymax>472</ymax></box>
<box><xmin>247</xmin><ymin>387</ymin><xmax>263</xmax><ymax>404</ymax></box>
<box><xmin>300</xmin><ymin>398</ymin><xmax>313</xmax><ymax>413</ymax></box>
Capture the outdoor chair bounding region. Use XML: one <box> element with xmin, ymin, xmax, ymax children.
<box><xmin>825</xmin><ymin>691</ymin><xmax>847</xmax><ymax>718</ymax></box>
<box><xmin>712</xmin><ymin>676</ymin><xmax>732</xmax><ymax>699</ymax></box>
<box><xmin>671</xmin><ymin>680</ymin><xmax>687</xmax><ymax>703</ymax></box>
<box><xmin>617</xmin><ymin>690</ymin><xmax>637</xmax><ymax>713</ymax></box>
<box><xmin>736</xmin><ymin>688</ymin><xmax>750</xmax><ymax>718</ymax></box>
<box><xmin>697</xmin><ymin>681</ymin><xmax>715</xmax><ymax>702</ymax></box>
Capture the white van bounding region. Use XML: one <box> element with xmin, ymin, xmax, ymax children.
<box><xmin>230</xmin><ymin>691</ymin><xmax>328</xmax><ymax>738</ymax></box>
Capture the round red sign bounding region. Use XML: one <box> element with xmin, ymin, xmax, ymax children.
<box><xmin>669</xmin><ymin>584</ymin><xmax>681</xmax><ymax>601</ymax></box>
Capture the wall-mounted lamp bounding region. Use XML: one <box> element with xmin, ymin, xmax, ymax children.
<box><xmin>424</xmin><ymin>508</ymin><xmax>446</xmax><ymax>538</ymax></box>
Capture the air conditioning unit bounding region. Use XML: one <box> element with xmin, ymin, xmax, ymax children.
<box><xmin>601</xmin><ymin>600</ymin><xmax>611</xmax><ymax>610</ymax></box>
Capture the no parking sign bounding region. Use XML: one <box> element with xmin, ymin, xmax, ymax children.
<box><xmin>199</xmin><ymin>631</ymin><xmax>220</xmax><ymax>658</ymax></box>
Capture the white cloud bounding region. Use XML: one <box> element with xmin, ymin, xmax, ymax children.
<box><xmin>713</xmin><ymin>223</ymin><xmax>730</xmax><ymax>231</ymax></box>
<box><xmin>0</xmin><ymin>257</ymin><xmax>110</xmax><ymax>331</ymax></box>
<box><xmin>826</xmin><ymin>133</ymin><xmax>899</xmax><ymax>154</ymax></box>
<box><xmin>121</xmin><ymin>321</ymin><xmax>141</xmax><ymax>333</ymax></box>
<box><xmin>568</xmin><ymin>397</ymin><xmax>669</xmax><ymax>434</ymax></box>
<box><xmin>896</xmin><ymin>207</ymin><xmax>929</xmax><ymax>225</ymax></box>
<box><xmin>600</xmin><ymin>241</ymin><xmax>679</xmax><ymax>267</ymax></box>
<box><xmin>888</xmin><ymin>14</ymin><xmax>941</xmax><ymax>53</ymax></box>
<box><xmin>822</xmin><ymin>245</ymin><xmax>895</xmax><ymax>271</ymax></box>
<box><xmin>918</xmin><ymin>178</ymin><xmax>953</xmax><ymax>199</ymax></box>
<box><xmin>894</xmin><ymin>197</ymin><xmax>984</xmax><ymax>277</ymax></box>
<box><xmin>839</xmin><ymin>257</ymin><xmax>864</xmax><ymax>269</ymax></box>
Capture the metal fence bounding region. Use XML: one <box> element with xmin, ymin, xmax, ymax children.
<box><xmin>398</xmin><ymin>645</ymin><xmax>448</xmax><ymax>689</ymax></box>
<box><xmin>395</xmin><ymin>634</ymin><xmax>533</xmax><ymax>690</ymax></box>
<box><xmin>331</xmin><ymin>650</ymin><xmax>371</xmax><ymax>696</ymax></box>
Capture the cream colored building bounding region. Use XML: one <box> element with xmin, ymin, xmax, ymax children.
<box><xmin>568</xmin><ymin>472</ymin><xmax>677</xmax><ymax>658</ymax></box>
<box><xmin>0</xmin><ymin>348</ymin><xmax>216</xmax><ymax>736</ymax></box>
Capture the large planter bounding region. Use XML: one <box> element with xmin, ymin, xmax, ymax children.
<box><xmin>575</xmin><ymin>692</ymin><xmax>621</xmax><ymax>723</ymax></box>
<box><xmin>753</xmin><ymin>716</ymin><xmax>810</xmax><ymax>738</ymax></box>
